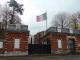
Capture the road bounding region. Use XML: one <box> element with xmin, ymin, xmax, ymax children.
<box><xmin>0</xmin><ymin>55</ymin><xmax>80</xmax><ymax>60</ymax></box>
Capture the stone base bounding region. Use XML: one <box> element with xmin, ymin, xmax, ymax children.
<box><xmin>51</xmin><ymin>50</ymin><xmax>70</xmax><ymax>54</ymax></box>
<box><xmin>0</xmin><ymin>51</ymin><xmax>28</xmax><ymax>56</ymax></box>
<box><xmin>51</xmin><ymin>50</ymin><xmax>54</xmax><ymax>54</ymax></box>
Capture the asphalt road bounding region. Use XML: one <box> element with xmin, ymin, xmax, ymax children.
<box><xmin>0</xmin><ymin>55</ymin><xmax>80</xmax><ymax>60</ymax></box>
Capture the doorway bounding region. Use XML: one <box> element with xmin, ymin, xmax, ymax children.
<box><xmin>68</xmin><ymin>39</ymin><xmax>75</xmax><ymax>53</ymax></box>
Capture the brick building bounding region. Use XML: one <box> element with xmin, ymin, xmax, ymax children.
<box><xmin>34</xmin><ymin>31</ymin><xmax>47</xmax><ymax>44</ymax></box>
<box><xmin>34</xmin><ymin>27</ymin><xmax>80</xmax><ymax>54</ymax></box>
<box><xmin>4</xmin><ymin>24</ymin><xmax>29</xmax><ymax>55</ymax></box>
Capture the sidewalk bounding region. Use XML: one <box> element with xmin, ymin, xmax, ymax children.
<box><xmin>0</xmin><ymin>54</ymin><xmax>80</xmax><ymax>59</ymax></box>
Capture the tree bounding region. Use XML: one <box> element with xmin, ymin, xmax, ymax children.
<box><xmin>51</xmin><ymin>12</ymin><xmax>71</xmax><ymax>28</ymax></box>
<box><xmin>1</xmin><ymin>3</ymin><xmax>22</xmax><ymax>28</ymax></box>
<box><xmin>70</xmin><ymin>12</ymin><xmax>80</xmax><ymax>29</ymax></box>
<box><xmin>70</xmin><ymin>17</ymin><xmax>79</xmax><ymax>29</ymax></box>
<box><xmin>0</xmin><ymin>1</ymin><xmax>23</xmax><ymax>39</ymax></box>
<box><xmin>74</xmin><ymin>12</ymin><xmax>80</xmax><ymax>27</ymax></box>
<box><xmin>7</xmin><ymin>0</ymin><xmax>24</xmax><ymax>24</ymax></box>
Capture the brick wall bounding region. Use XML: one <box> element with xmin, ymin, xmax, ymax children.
<box><xmin>34</xmin><ymin>31</ymin><xmax>44</xmax><ymax>44</ymax></box>
<box><xmin>5</xmin><ymin>33</ymin><xmax>28</xmax><ymax>52</ymax></box>
<box><xmin>76</xmin><ymin>37</ymin><xmax>80</xmax><ymax>51</ymax></box>
<box><xmin>49</xmin><ymin>34</ymin><xmax>68</xmax><ymax>54</ymax></box>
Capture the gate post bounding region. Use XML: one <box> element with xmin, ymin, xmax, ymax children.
<box><xmin>30</xmin><ymin>37</ymin><xmax>32</xmax><ymax>54</ymax></box>
<box><xmin>31</xmin><ymin>37</ymin><xmax>32</xmax><ymax>44</ymax></box>
<box><xmin>47</xmin><ymin>37</ymin><xmax>48</xmax><ymax>54</ymax></box>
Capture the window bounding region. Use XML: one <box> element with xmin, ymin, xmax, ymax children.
<box><xmin>69</xmin><ymin>29</ymin><xmax>73</xmax><ymax>33</ymax></box>
<box><xmin>21</xmin><ymin>26</ymin><xmax>28</xmax><ymax>30</ymax></box>
<box><xmin>0</xmin><ymin>42</ymin><xmax>3</xmax><ymax>48</ymax></box>
<box><xmin>16</xmin><ymin>24</ymin><xmax>21</xmax><ymax>30</ymax></box>
<box><xmin>44</xmin><ymin>31</ymin><xmax>46</xmax><ymax>35</ymax></box>
<box><xmin>78</xmin><ymin>44</ymin><xmax>80</xmax><ymax>47</ymax></box>
<box><xmin>57</xmin><ymin>28</ymin><xmax>61</xmax><ymax>32</ymax></box>
<box><xmin>58</xmin><ymin>39</ymin><xmax>62</xmax><ymax>48</ymax></box>
<box><xmin>14</xmin><ymin>39</ymin><xmax>20</xmax><ymax>49</ymax></box>
<box><xmin>40</xmin><ymin>33</ymin><xmax>43</xmax><ymax>37</ymax></box>
<box><xmin>44</xmin><ymin>42</ymin><xmax>47</xmax><ymax>44</ymax></box>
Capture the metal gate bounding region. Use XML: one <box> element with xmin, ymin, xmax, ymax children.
<box><xmin>28</xmin><ymin>44</ymin><xmax>51</xmax><ymax>54</ymax></box>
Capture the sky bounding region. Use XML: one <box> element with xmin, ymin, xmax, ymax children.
<box><xmin>0</xmin><ymin>0</ymin><xmax>80</xmax><ymax>35</ymax></box>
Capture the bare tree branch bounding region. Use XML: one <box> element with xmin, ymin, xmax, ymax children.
<box><xmin>51</xmin><ymin>12</ymin><xmax>71</xmax><ymax>28</ymax></box>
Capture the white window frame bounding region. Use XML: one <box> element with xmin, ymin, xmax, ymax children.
<box><xmin>0</xmin><ymin>42</ymin><xmax>3</xmax><ymax>48</ymax></box>
<box><xmin>58</xmin><ymin>39</ymin><xmax>62</xmax><ymax>48</ymax></box>
<box><xmin>14</xmin><ymin>38</ymin><xmax>20</xmax><ymax>49</ymax></box>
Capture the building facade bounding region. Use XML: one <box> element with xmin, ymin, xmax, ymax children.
<box><xmin>0</xmin><ymin>24</ymin><xmax>30</xmax><ymax>56</ymax></box>
<box><xmin>34</xmin><ymin>31</ymin><xmax>46</xmax><ymax>44</ymax></box>
<box><xmin>34</xmin><ymin>27</ymin><xmax>80</xmax><ymax>54</ymax></box>
<box><xmin>0</xmin><ymin>24</ymin><xmax>80</xmax><ymax>55</ymax></box>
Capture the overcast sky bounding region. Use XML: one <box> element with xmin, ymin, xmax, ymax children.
<box><xmin>0</xmin><ymin>0</ymin><xmax>80</xmax><ymax>35</ymax></box>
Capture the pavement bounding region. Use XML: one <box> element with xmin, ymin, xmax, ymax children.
<box><xmin>0</xmin><ymin>54</ymin><xmax>80</xmax><ymax>60</ymax></box>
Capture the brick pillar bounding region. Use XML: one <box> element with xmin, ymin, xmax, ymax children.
<box><xmin>76</xmin><ymin>37</ymin><xmax>80</xmax><ymax>52</ymax></box>
<box><xmin>49</xmin><ymin>34</ymin><xmax>54</xmax><ymax>54</ymax></box>
<box><xmin>75</xmin><ymin>38</ymin><xmax>78</xmax><ymax>52</ymax></box>
<box><xmin>5</xmin><ymin>33</ymin><xmax>14</xmax><ymax>52</ymax></box>
<box><xmin>19</xmin><ymin>33</ymin><xmax>28</xmax><ymax>54</ymax></box>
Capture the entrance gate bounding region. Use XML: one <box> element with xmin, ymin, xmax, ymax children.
<box><xmin>28</xmin><ymin>44</ymin><xmax>51</xmax><ymax>54</ymax></box>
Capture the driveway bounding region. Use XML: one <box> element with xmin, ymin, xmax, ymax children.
<box><xmin>0</xmin><ymin>55</ymin><xmax>80</xmax><ymax>60</ymax></box>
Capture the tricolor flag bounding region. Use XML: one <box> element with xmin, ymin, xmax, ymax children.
<box><xmin>36</xmin><ymin>12</ymin><xmax>47</xmax><ymax>22</ymax></box>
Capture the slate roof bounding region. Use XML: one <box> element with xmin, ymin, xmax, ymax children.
<box><xmin>47</xmin><ymin>27</ymin><xmax>57</xmax><ymax>33</ymax></box>
<box><xmin>61</xmin><ymin>28</ymin><xmax>69</xmax><ymax>34</ymax></box>
<box><xmin>73</xmin><ymin>30</ymin><xmax>80</xmax><ymax>35</ymax></box>
<box><xmin>6</xmin><ymin>24</ymin><xmax>29</xmax><ymax>33</ymax></box>
<box><xmin>46</xmin><ymin>27</ymin><xmax>80</xmax><ymax>35</ymax></box>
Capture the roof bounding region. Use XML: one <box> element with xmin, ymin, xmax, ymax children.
<box><xmin>0</xmin><ymin>39</ymin><xmax>5</xmax><ymax>42</ymax></box>
<box><xmin>46</xmin><ymin>27</ymin><xmax>80</xmax><ymax>35</ymax></box>
<box><xmin>6</xmin><ymin>24</ymin><xmax>30</xmax><ymax>33</ymax></box>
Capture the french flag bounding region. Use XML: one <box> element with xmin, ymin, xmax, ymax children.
<box><xmin>36</xmin><ymin>12</ymin><xmax>47</xmax><ymax>22</ymax></box>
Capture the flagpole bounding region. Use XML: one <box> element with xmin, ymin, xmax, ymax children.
<box><xmin>46</xmin><ymin>18</ymin><xmax>47</xmax><ymax>30</ymax></box>
<box><xmin>45</xmin><ymin>11</ymin><xmax>47</xmax><ymax>35</ymax></box>
<box><xmin>46</xmin><ymin>11</ymin><xmax>47</xmax><ymax>30</ymax></box>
